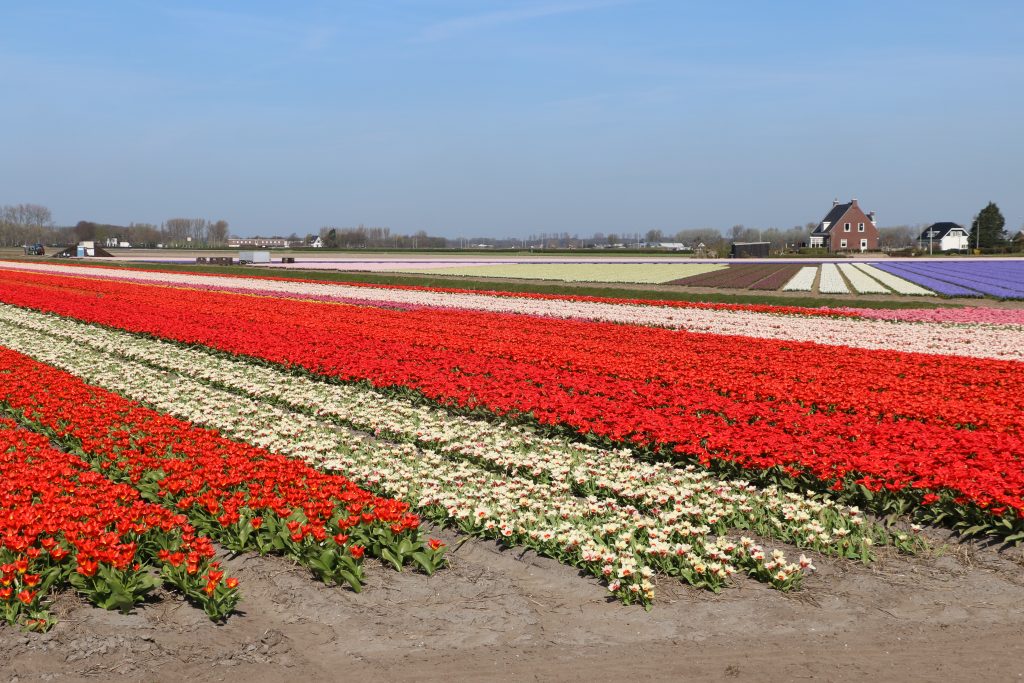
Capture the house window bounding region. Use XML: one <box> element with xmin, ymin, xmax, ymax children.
<box><xmin>860</xmin><ymin>239</ymin><xmax>868</xmax><ymax>249</ymax></box>
<box><xmin>844</xmin><ymin>223</ymin><xmax>851</xmax><ymax>232</ymax></box>
<box><xmin>858</xmin><ymin>223</ymin><xmax>865</xmax><ymax>232</ymax></box>
<box><xmin>840</xmin><ymin>239</ymin><xmax>848</xmax><ymax>249</ymax></box>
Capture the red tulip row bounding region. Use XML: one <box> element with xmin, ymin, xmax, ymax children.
<box><xmin>0</xmin><ymin>416</ymin><xmax>237</xmax><ymax>630</ymax></box>
<box><xmin>0</xmin><ymin>346</ymin><xmax>446</xmax><ymax>596</ymax></box>
<box><xmin>0</xmin><ymin>270</ymin><xmax>1021</xmax><ymax>539</ymax></box>
<box><xmin>0</xmin><ymin>269</ymin><xmax>1018</xmax><ymax>433</ymax></box>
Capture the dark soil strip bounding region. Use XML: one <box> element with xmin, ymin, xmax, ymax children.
<box><xmin>669</xmin><ymin>264</ymin><xmax>787</xmax><ymax>289</ymax></box>
<box><xmin>748</xmin><ymin>264</ymin><xmax>804</xmax><ymax>290</ymax></box>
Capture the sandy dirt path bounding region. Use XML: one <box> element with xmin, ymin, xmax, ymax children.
<box><xmin>2</xmin><ymin>526</ymin><xmax>1022</xmax><ymax>683</ymax></box>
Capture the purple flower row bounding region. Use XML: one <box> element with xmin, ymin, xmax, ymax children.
<box><xmin>873</xmin><ymin>262</ymin><xmax>1024</xmax><ymax>299</ymax></box>
<box><xmin>914</xmin><ymin>263</ymin><xmax>1024</xmax><ymax>297</ymax></box>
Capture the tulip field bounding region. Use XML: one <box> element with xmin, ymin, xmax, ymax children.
<box><xmin>0</xmin><ymin>258</ymin><xmax>1023</xmax><ymax>676</ymax></box>
<box><xmin>249</xmin><ymin>255</ymin><xmax>1024</xmax><ymax>299</ymax></box>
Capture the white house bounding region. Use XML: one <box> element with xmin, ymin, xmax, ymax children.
<box><xmin>917</xmin><ymin>222</ymin><xmax>969</xmax><ymax>252</ymax></box>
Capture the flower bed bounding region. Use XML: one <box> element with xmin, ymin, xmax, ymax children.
<box><xmin>0</xmin><ymin>260</ymin><xmax>851</xmax><ymax>318</ymax></box>
<box><xmin>0</xmin><ymin>273</ymin><xmax>1021</xmax><ymax>543</ymax></box>
<box><xmin>668</xmin><ymin>264</ymin><xmax>801</xmax><ymax>289</ymax></box>
<box><xmin>0</xmin><ymin>347</ymin><xmax>443</xmax><ymax>594</ymax></box>
<box><xmin>782</xmin><ymin>266</ymin><xmax>816</xmax><ymax>292</ymax></box>
<box><xmin>874</xmin><ymin>262</ymin><xmax>1024</xmax><ymax>299</ymax></box>
<box><xmin>385</xmin><ymin>262</ymin><xmax>728</xmax><ymax>284</ymax></box>
<box><xmin>0</xmin><ymin>417</ymin><xmax>238</xmax><ymax>630</ymax></box>
<box><xmin>817</xmin><ymin>264</ymin><xmax>850</xmax><ymax>294</ymax></box>
<box><xmin>852</xmin><ymin>264</ymin><xmax>933</xmax><ymax>296</ymax></box>
<box><xmin>837</xmin><ymin>264</ymin><xmax>889</xmax><ymax>294</ymax></box>
<box><xmin>844</xmin><ymin>307</ymin><xmax>1024</xmax><ymax>325</ymax></box>
<box><xmin>2</xmin><ymin>276</ymin><xmax>1019</xmax><ymax>430</ymax></box>
<box><xmin>0</xmin><ymin>310</ymin><xmax>932</xmax><ymax>605</ymax></box>
<box><xmin>3</xmin><ymin>265</ymin><xmax>1022</xmax><ymax>360</ymax></box>
<box><xmin>748</xmin><ymin>265</ymin><xmax>805</xmax><ymax>290</ymax></box>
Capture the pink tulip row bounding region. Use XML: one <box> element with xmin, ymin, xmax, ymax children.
<box><xmin>843</xmin><ymin>307</ymin><xmax>1024</xmax><ymax>325</ymax></box>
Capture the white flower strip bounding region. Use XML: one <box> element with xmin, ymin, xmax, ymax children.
<box><xmin>851</xmin><ymin>263</ymin><xmax>933</xmax><ymax>296</ymax></box>
<box><xmin>0</xmin><ymin>308</ymin><xmax>911</xmax><ymax>596</ymax></box>
<box><xmin>837</xmin><ymin>264</ymin><xmax>889</xmax><ymax>294</ymax></box>
<box><xmin>817</xmin><ymin>264</ymin><xmax>849</xmax><ymax>294</ymax></box>
<box><xmin>782</xmin><ymin>266</ymin><xmax>816</xmax><ymax>292</ymax></box>
<box><xmin>0</xmin><ymin>262</ymin><xmax>1020</xmax><ymax>361</ymax></box>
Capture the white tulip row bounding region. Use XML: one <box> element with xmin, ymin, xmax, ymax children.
<box><xmin>850</xmin><ymin>263</ymin><xmax>933</xmax><ymax>296</ymax></box>
<box><xmin>782</xmin><ymin>266</ymin><xmax>817</xmax><ymax>291</ymax></box>
<box><xmin>817</xmin><ymin>264</ymin><xmax>850</xmax><ymax>294</ymax></box>
<box><xmin>837</xmin><ymin>264</ymin><xmax>889</xmax><ymax>294</ymax></box>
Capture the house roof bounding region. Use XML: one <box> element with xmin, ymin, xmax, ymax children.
<box><xmin>811</xmin><ymin>200</ymin><xmax>868</xmax><ymax>235</ymax></box>
<box><xmin>811</xmin><ymin>202</ymin><xmax>853</xmax><ymax>235</ymax></box>
<box><xmin>917</xmin><ymin>222</ymin><xmax>967</xmax><ymax>241</ymax></box>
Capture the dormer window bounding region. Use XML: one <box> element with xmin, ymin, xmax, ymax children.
<box><xmin>844</xmin><ymin>223</ymin><xmax>851</xmax><ymax>232</ymax></box>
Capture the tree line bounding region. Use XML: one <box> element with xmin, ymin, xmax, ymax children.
<box><xmin>3</xmin><ymin>201</ymin><xmax>1019</xmax><ymax>252</ymax></box>
<box><xmin>0</xmin><ymin>204</ymin><xmax>230</xmax><ymax>248</ymax></box>
<box><xmin>318</xmin><ymin>225</ymin><xmax>448</xmax><ymax>249</ymax></box>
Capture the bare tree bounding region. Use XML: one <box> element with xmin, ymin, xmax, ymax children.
<box><xmin>207</xmin><ymin>220</ymin><xmax>229</xmax><ymax>246</ymax></box>
<box><xmin>164</xmin><ymin>218</ymin><xmax>211</xmax><ymax>246</ymax></box>
<box><xmin>189</xmin><ymin>218</ymin><xmax>208</xmax><ymax>244</ymax></box>
<box><xmin>878</xmin><ymin>225</ymin><xmax>918</xmax><ymax>250</ymax></box>
<box><xmin>0</xmin><ymin>204</ymin><xmax>54</xmax><ymax>246</ymax></box>
<box><xmin>127</xmin><ymin>223</ymin><xmax>161</xmax><ymax>247</ymax></box>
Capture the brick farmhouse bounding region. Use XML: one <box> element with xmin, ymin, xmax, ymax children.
<box><xmin>809</xmin><ymin>199</ymin><xmax>879</xmax><ymax>252</ymax></box>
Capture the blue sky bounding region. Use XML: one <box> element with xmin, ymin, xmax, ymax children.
<box><xmin>2</xmin><ymin>1</ymin><xmax>1022</xmax><ymax>237</ymax></box>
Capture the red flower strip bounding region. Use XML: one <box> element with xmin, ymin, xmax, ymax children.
<box><xmin>0</xmin><ymin>416</ymin><xmax>231</xmax><ymax>626</ymax></box>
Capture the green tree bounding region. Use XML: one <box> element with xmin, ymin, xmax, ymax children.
<box><xmin>969</xmin><ymin>202</ymin><xmax>1007</xmax><ymax>249</ymax></box>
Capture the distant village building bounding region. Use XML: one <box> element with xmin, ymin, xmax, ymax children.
<box><xmin>653</xmin><ymin>242</ymin><xmax>688</xmax><ymax>251</ymax></box>
<box><xmin>917</xmin><ymin>222</ymin><xmax>970</xmax><ymax>252</ymax></box>
<box><xmin>309</xmin><ymin>236</ymin><xmax>323</xmax><ymax>248</ymax></box>
<box><xmin>808</xmin><ymin>198</ymin><xmax>879</xmax><ymax>252</ymax></box>
<box><xmin>227</xmin><ymin>237</ymin><xmax>292</xmax><ymax>248</ymax></box>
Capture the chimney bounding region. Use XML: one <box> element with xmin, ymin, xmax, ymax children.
<box><xmin>832</xmin><ymin>198</ymin><xmax>839</xmax><ymax>207</ymax></box>
<box><xmin>851</xmin><ymin>197</ymin><xmax>858</xmax><ymax>207</ymax></box>
<box><xmin>867</xmin><ymin>211</ymin><xmax>876</xmax><ymax>225</ymax></box>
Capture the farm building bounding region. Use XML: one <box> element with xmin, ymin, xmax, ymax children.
<box><xmin>730</xmin><ymin>242</ymin><xmax>770</xmax><ymax>258</ymax></box>
<box><xmin>809</xmin><ymin>198</ymin><xmax>879</xmax><ymax>252</ymax></box>
<box><xmin>917</xmin><ymin>222</ymin><xmax>969</xmax><ymax>252</ymax></box>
